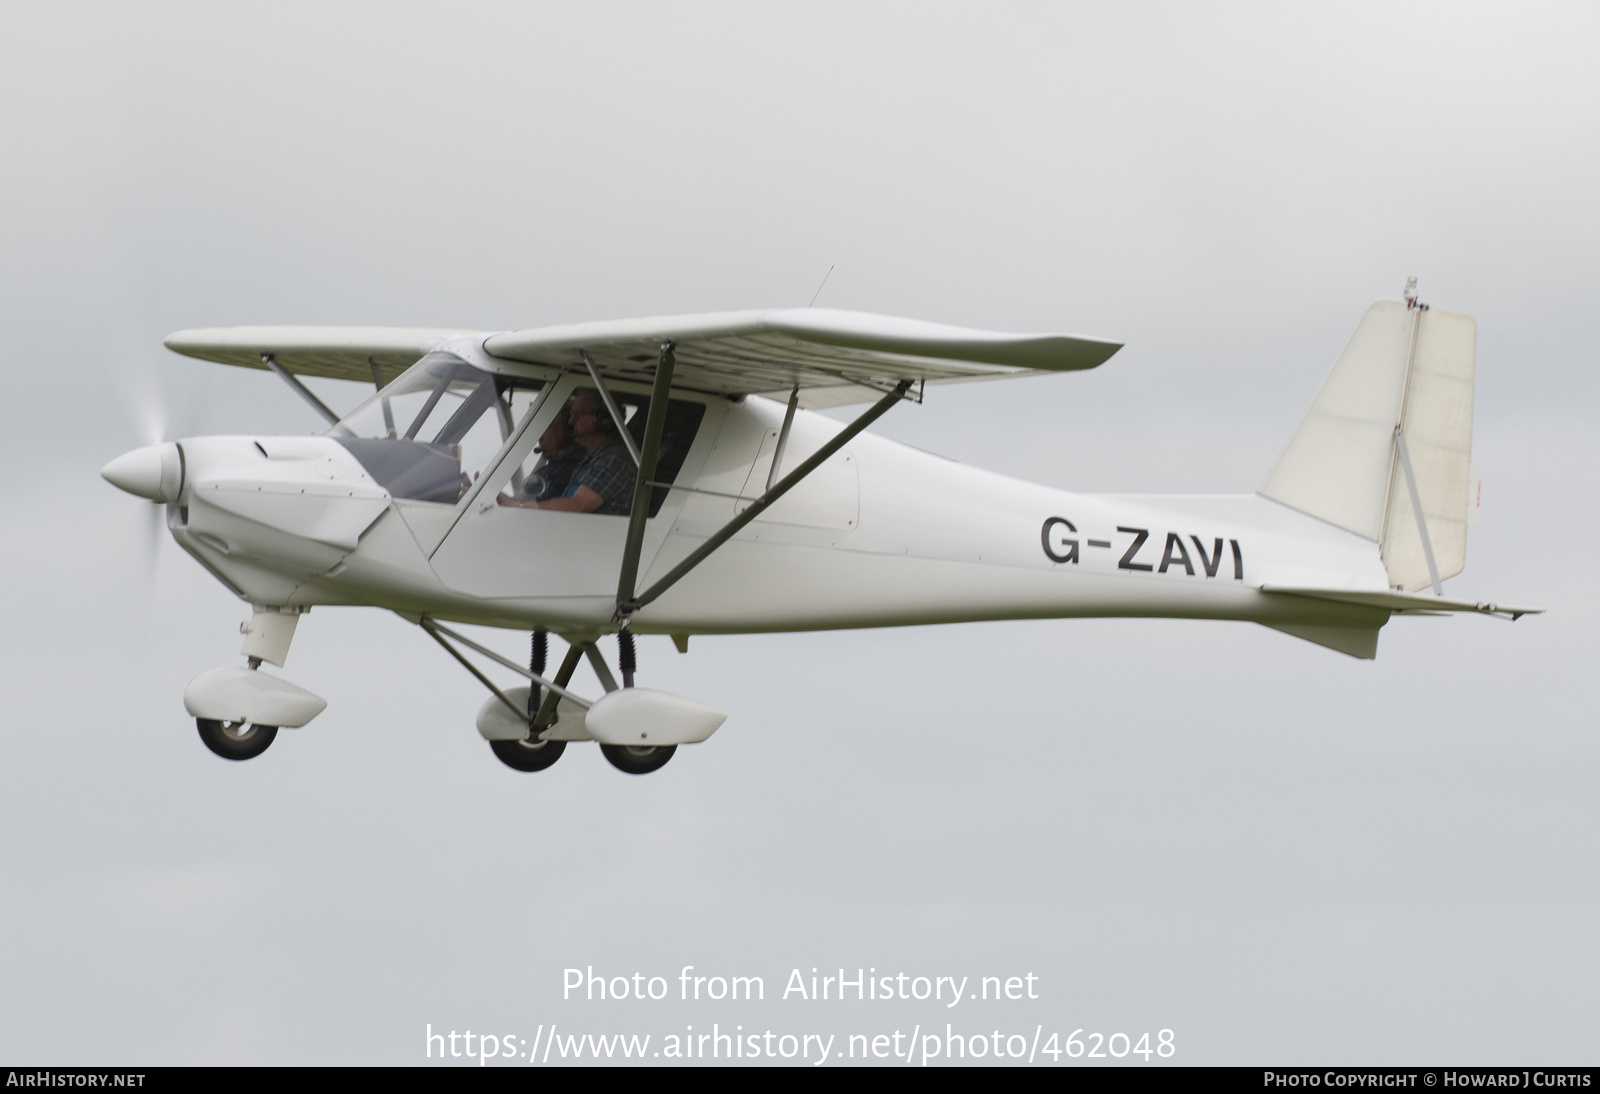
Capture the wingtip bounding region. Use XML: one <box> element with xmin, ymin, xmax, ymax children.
<box><xmin>162</xmin><ymin>329</ymin><xmax>204</xmax><ymax>355</ymax></box>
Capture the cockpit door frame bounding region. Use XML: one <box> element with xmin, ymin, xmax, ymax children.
<box><xmin>424</xmin><ymin>376</ymin><xmax>725</xmax><ymax>603</ymax></box>
<box><xmin>430</xmin><ymin>376</ymin><xmax>569</xmax><ymax>554</ymax></box>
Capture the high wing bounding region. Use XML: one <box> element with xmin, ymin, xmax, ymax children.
<box><xmin>482</xmin><ymin>308</ymin><xmax>1122</xmax><ymax>408</ymax></box>
<box><xmin>165</xmin><ymin>309</ymin><xmax>1122</xmax><ymax>407</ymax></box>
<box><xmin>163</xmin><ymin>326</ymin><xmax>491</xmax><ymax>383</ymax></box>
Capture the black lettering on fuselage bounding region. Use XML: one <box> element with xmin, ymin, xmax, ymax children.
<box><xmin>1117</xmin><ymin>527</ymin><xmax>1152</xmax><ymax>571</ymax></box>
<box><xmin>1158</xmin><ymin>532</ymin><xmax>1194</xmax><ymax>575</ymax></box>
<box><xmin>1041</xmin><ymin>517</ymin><xmax>1079</xmax><ymax>564</ymax></box>
<box><xmin>1230</xmin><ymin>538</ymin><xmax>1244</xmax><ymax>581</ymax></box>
<box><xmin>1190</xmin><ymin>536</ymin><xmax>1223</xmax><ymax>578</ymax></box>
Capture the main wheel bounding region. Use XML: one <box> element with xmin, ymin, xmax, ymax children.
<box><xmin>196</xmin><ymin>718</ymin><xmax>278</xmax><ymax>761</ymax></box>
<box><xmin>600</xmin><ymin>743</ymin><xmax>676</xmax><ymax>775</ymax></box>
<box><xmin>490</xmin><ymin>735</ymin><xmax>567</xmax><ymax>772</ymax></box>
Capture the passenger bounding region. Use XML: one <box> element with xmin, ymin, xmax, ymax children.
<box><xmin>501</xmin><ymin>390</ymin><xmax>635</xmax><ymax>515</ymax></box>
<box><xmin>521</xmin><ymin>408</ymin><xmax>583</xmax><ymax>503</ymax></box>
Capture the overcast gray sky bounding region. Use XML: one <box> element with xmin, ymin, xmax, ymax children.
<box><xmin>2</xmin><ymin>1</ymin><xmax>1596</xmax><ymax>1065</ymax></box>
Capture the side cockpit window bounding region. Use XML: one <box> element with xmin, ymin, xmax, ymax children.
<box><xmin>498</xmin><ymin>388</ymin><xmax>706</xmax><ymax>517</ymax></box>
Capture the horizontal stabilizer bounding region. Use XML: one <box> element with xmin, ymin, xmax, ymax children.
<box><xmin>1263</xmin><ymin>585</ymin><xmax>1542</xmax><ymax>620</ymax></box>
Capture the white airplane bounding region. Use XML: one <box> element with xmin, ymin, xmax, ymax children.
<box><xmin>102</xmin><ymin>280</ymin><xmax>1537</xmax><ymax>774</ymax></box>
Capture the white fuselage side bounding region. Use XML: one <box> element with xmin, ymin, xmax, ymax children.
<box><xmin>168</xmin><ymin>386</ymin><xmax>1393</xmax><ymax>639</ymax></box>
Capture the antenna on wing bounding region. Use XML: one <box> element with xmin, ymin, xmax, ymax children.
<box><xmin>808</xmin><ymin>265</ymin><xmax>835</xmax><ymax>307</ymax></box>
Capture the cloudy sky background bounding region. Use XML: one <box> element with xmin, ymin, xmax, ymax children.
<box><xmin>1</xmin><ymin>2</ymin><xmax>1596</xmax><ymax>1064</ymax></box>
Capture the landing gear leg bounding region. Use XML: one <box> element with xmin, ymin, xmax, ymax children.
<box><xmin>190</xmin><ymin>606</ymin><xmax>309</xmax><ymax>761</ymax></box>
<box><xmin>490</xmin><ymin>628</ymin><xmax>567</xmax><ymax>772</ymax></box>
<box><xmin>531</xmin><ymin>641</ymin><xmax>586</xmax><ymax>734</ymax></box>
<box><xmin>595</xmin><ymin>629</ymin><xmax>675</xmax><ymax>775</ymax></box>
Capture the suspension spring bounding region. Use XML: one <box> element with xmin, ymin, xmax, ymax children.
<box><xmin>618</xmin><ymin>628</ymin><xmax>636</xmax><ymax>689</ymax></box>
<box><xmin>529</xmin><ymin>629</ymin><xmax>547</xmax><ymax>723</ymax></box>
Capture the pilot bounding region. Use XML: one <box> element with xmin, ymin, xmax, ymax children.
<box><xmin>520</xmin><ymin>408</ymin><xmax>583</xmax><ymax>503</ymax></box>
<box><xmin>500</xmin><ymin>390</ymin><xmax>634</xmax><ymax>515</ymax></box>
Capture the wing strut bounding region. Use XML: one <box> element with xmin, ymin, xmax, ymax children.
<box><xmin>263</xmin><ymin>353</ymin><xmax>341</xmax><ymax>427</ymax></box>
<box><xmin>369</xmin><ymin>357</ymin><xmax>398</xmax><ymax>437</ymax></box>
<box><xmin>582</xmin><ymin>351</ymin><xmax>643</xmax><ymax>467</ymax></box>
<box><xmin>767</xmin><ymin>384</ymin><xmax>800</xmax><ymax>491</ymax></box>
<box><xmin>615</xmin><ymin>343</ymin><xmax>679</xmax><ymax>623</ymax></box>
<box><xmin>620</xmin><ymin>378</ymin><xmax>913</xmax><ymax>617</ymax></box>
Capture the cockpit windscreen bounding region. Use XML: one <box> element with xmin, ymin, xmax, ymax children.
<box><xmin>331</xmin><ymin>353</ymin><xmax>544</xmax><ymax>503</ymax></box>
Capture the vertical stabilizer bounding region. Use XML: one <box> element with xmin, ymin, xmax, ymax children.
<box><xmin>1260</xmin><ymin>299</ymin><xmax>1412</xmax><ymax>540</ymax></box>
<box><xmin>1259</xmin><ymin>293</ymin><xmax>1475</xmax><ymax>591</ymax></box>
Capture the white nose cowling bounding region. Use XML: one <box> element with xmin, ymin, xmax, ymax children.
<box><xmin>101</xmin><ymin>442</ymin><xmax>183</xmax><ymax>502</ymax></box>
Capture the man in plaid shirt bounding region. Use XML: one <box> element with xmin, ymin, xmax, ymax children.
<box><xmin>500</xmin><ymin>389</ymin><xmax>635</xmax><ymax>516</ymax></box>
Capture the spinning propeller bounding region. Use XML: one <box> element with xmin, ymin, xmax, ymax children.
<box><xmin>102</xmin><ymin>352</ymin><xmax>205</xmax><ymax>589</ymax></box>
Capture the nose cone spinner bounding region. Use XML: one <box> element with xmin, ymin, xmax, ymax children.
<box><xmin>101</xmin><ymin>442</ymin><xmax>183</xmax><ymax>502</ymax></box>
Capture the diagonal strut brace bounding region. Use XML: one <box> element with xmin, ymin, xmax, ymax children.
<box><xmin>420</xmin><ymin>618</ymin><xmax>594</xmax><ymax>736</ymax></box>
<box><xmin>264</xmin><ymin>353</ymin><xmax>341</xmax><ymax>427</ymax></box>
<box><xmin>620</xmin><ymin>378</ymin><xmax>913</xmax><ymax>615</ymax></box>
<box><xmin>531</xmin><ymin>643</ymin><xmax>587</xmax><ymax>732</ymax></box>
<box><xmin>614</xmin><ymin>343</ymin><xmax>678</xmax><ymax>619</ymax></box>
<box><xmin>582</xmin><ymin>351</ymin><xmax>643</xmax><ymax>467</ymax></box>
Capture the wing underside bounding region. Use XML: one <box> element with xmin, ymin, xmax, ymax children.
<box><xmin>164</xmin><ymin>309</ymin><xmax>1122</xmax><ymax>407</ymax></box>
<box><xmin>162</xmin><ymin>326</ymin><xmax>490</xmax><ymax>383</ymax></box>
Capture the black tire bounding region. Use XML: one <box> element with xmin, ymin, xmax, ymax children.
<box><xmin>600</xmin><ymin>743</ymin><xmax>676</xmax><ymax>775</ymax></box>
<box><xmin>490</xmin><ymin>736</ymin><xmax>567</xmax><ymax>772</ymax></box>
<box><xmin>196</xmin><ymin>718</ymin><xmax>278</xmax><ymax>761</ymax></box>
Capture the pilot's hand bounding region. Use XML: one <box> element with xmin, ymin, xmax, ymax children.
<box><xmin>496</xmin><ymin>494</ymin><xmax>533</xmax><ymax>509</ymax></box>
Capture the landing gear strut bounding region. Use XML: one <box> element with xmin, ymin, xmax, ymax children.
<box><xmin>189</xmin><ymin>607</ymin><xmax>316</xmax><ymax>761</ymax></box>
<box><xmin>488</xmin><ymin>629</ymin><xmax>567</xmax><ymax>772</ymax></box>
<box><xmin>597</xmin><ymin>625</ymin><xmax>673</xmax><ymax>774</ymax></box>
<box><xmin>427</xmin><ymin>620</ymin><xmax>696</xmax><ymax>777</ymax></box>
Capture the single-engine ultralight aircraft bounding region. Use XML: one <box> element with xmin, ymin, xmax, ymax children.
<box><xmin>102</xmin><ymin>280</ymin><xmax>1537</xmax><ymax>774</ymax></box>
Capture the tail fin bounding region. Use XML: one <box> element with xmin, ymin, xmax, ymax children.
<box><xmin>1259</xmin><ymin>290</ymin><xmax>1476</xmax><ymax>591</ymax></box>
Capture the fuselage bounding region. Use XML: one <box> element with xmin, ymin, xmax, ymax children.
<box><xmin>164</xmin><ymin>373</ymin><xmax>1392</xmax><ymax>642</ymax></box>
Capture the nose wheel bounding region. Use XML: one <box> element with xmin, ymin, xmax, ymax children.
<box><xmin>196</xmin><ymin>718</ymin><xmax>278</xmax><ymax>761</ymax></box>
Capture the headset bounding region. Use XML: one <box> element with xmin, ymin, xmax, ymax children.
<box><xmin>533</xmin><ymin>407</ymin><xmax>577</xmax><ymax>455</ymax></box>
<box><xmin>571</xmin><ymin>391</ymin><xmax>620</xmax><ymax>436</ymax></box>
